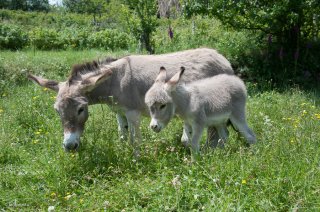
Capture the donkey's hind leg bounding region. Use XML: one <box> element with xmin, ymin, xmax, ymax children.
<box><xmin>205</xmin><ymin>126</ymin><xmax>227</xmax><ymax>148</ymax></box>
<box><xmin>215</xmin><ymin>125</ymin><xmax>229</xmax><ymax>148</ymax></box>
<box><xmin>230</xmin><ymin>111</ymin><xmax>256</xmax><ymax>144</ymax></box>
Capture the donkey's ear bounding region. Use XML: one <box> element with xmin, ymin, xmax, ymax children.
<box><xmin>80</xmin><ymin>67</ymin><xmax>112</xmax><ymax>92</ymax></box>
<box><xmin>155</xmin><ymin>66</ymin><xmax>167</xmax><ymax>83</ymax></box>
<box><xmin>165</xmin><ymin>67</ymin><xmax>185</xmax><ymax>91</ymax></box>
<box><xmin>28</xmin><ymin>73</ymin><xmax>60</xmax><ymax>92</ymax></box>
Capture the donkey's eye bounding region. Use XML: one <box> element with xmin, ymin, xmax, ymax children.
<box><xmin>78</xmin><ymin>108</ymin><xmax>84</xmax><ymax>115</ymax></box>
<box><xmin>160</xmin><ymin>104</ymin><xmax>166</xmax><ymax>109</ymax></box>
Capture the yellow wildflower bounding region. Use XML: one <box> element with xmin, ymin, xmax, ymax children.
<box><xmin>50</xmin><ymin>192</ymin><xmax>56</xmax><ymax>198</ymax></box>
<box><xmin>315</xmin><ymin>114</ymin><xmax>320</xmax><ymax>119</ymax></box>
<box><xmin>64</xmin><ymin>193</ymin><xmax>73</xmax><ymax>200</ymax></box>
<box><xmin>43</xmin><ymin>88</ymin><xmax>48</xmax><ymax>91</ymax></box>
<box><xmin>290</xmin><ymin>139</ymin><xmax>294</xmax><ymax>143</ymax></box>
<box><xmin>241</xmin><ymin>179</ymin><xmax>247</xmax><ymax>184</ymax></box>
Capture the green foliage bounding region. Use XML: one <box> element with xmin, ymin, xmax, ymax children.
<box><xmin>124</xmin><ymin>0</ymin><xmax>158</xmax><ymax>53</ymax></box>
<box><xmin>88</xmin><ymin>29</ymin><xmax>132</xmax><ymax>50</ymax></box>
<box><xmin>29</xmin><ymin>28</ymin><xmax>65</xmax><ymax>50</ymax></box>
<box><xmin>0</xmin><ymin>9</ymin><xmax>134</xmax><ymax>51</ymax></box>
<box><xmin>0</xmin><ymin>9</ymin><xmax>93</xmax><ymax>30</ymax></box>
<box><xmin>154</xmin><ymin>17</ymin><xmax>260</xmax><ymax>69</ymax></box>
<box><xmin>63</xmin><ymin>0</ymin><xmax>108</xmax><ymax>14</ymax></box>
<box><xmin>0</xmin><ymin>0</ymin><xmax>49</xmax><ymax>11</ymax></box>
<box><xmin>0</xmin><ymin>24</ymin><xmax>28</xmax><ymax>49</ymax></box>
<box><xmin>182</xmin><ymin>0</ymin><xmax>320</xmax><ymax>83</ymax></box>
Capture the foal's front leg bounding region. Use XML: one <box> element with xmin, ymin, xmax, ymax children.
<box><xmin>125</xmin><ymin>110</ymin><xmax>142</xmax><ymax>157</ymax></box>
<box><xmin>191</xmin><ymin>123</ymin><xmax>205</xmax><ymax>160</ymax></box>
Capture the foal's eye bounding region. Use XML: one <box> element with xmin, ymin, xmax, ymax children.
<box><xmin>78</xmin><ymin>108</ymin><xmax>84</xmax><ymax>115</ymax></box>
<box><xmin>160</xmin><ymin>104</ymin><xmax>166</xmax><ymax>110</ymax></box>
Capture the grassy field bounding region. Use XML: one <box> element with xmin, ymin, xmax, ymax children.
<box><xmin>0</xmin><ymin>50</ymin><xmax>320</xmax><ymax>211</ymax></box>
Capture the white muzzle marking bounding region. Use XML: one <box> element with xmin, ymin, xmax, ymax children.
<box><xmin>63</xmin><ymin>131</ymin><xmax>80</xmax><ymax>151</ymax></box>
<box><xmin>150</xmin><ymin>118</ymin><xmax>163</xmax><ymax>133</ymax></box>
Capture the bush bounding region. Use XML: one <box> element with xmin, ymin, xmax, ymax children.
<box><xmin>29</xmin><ymin>28</ymin><xmax>66</xmax><ymax>50</ymax></box>
<box><xmin>0</xmin><ymin>24</ymin><xmax>28</xmax><ymax>50</ymax></box>
<box><xmin>88</xmin><ymin>29</ymin><xmax>132</xmax><ymax>50</ymax></box>
<box><xmin>60</xmin><ymin>27</ymin><xmax>91</xmax><ymax>50</ymax></box>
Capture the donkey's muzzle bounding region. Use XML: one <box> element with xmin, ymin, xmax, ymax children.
<box><xmin>63</xmin><ymin>132</ymin><xmax>80</xmax><ymax>152</ymax></box>
<box><xmin>63</xmin><ymin>142</ymin><xmax>79</xmax><ymax>152</ymax></box>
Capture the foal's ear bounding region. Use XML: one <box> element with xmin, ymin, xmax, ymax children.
<box><xmin>80</xmin><ymin>67</ymin><xmax>112</xmax><ymax>92</ymax></box>
<box><xmin>155</xmin><ymin>66</ymin><xmax>167</xmax><ymax>83</ymax></box>
<box><xmin>28</xmin><ymin>73</ymin><xmax>60</xmax><ymax>92</ymax></box>
<box><xmin>165</xmin><ymin>66</ymin><xmax>185</xmax><ymax>91</ymax></box>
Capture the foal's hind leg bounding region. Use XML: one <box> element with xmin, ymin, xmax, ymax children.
<box><xmin>230</xmin><ymin>111</ymin><xmax>256</xmax><ymax>144</ymax></box>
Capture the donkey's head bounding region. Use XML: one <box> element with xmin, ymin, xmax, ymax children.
<box><xmin>145</xmin><ymin>66</ymin><xmax>185</xmax><ymax>133</ymax></box>
<box><xmin>28</xmin><ymin>62</ymin><xmax>112</xmax><ymax>152</ymax></box>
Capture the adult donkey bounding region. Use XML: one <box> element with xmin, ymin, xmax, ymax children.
<box><xmin>28</xmin><ymin>48</ymin><xmax>234</xmax><ymax>154</ymax></box>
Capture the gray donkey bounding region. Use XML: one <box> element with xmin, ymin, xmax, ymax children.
<box><xmin>145</xmin><ymin>66</ymin><xmax>256</xmax><ymax>154</ymax></box>
<box><xmin>28</xmin><ymin>48</ymin><xmax>234</xmax><ymax>155</ymax></box>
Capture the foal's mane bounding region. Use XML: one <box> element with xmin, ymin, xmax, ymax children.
<box><xmin>68</xmin><ymin>57</ymin><xmax>118</xmax><ymax>83</ymax></box>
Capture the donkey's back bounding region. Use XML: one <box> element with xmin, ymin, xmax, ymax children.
<box><xmin>123</xmin><ymin>48</ymin><xmax>234</xmax><ymax>84</ymax></box>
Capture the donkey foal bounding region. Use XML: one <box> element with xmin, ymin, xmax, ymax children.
<box><xmin>145</xmin><ymin>67</ymin><xmax>256</xmax><ymax>154</ymax></box>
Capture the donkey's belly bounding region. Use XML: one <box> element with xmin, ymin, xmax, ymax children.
<box><xmin>205</xmin><ymin>112</ymin><xmax>230</xmax><ymax>127</ymax></box>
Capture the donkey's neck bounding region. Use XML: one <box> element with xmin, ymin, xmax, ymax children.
<box><xmin>86</xmin><ymin>64</ymin><xmax>122</xmax><ymax>105</ymax></box>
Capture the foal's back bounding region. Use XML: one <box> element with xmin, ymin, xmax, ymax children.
<box><xmin>184</xmin><ymin>74</ymin><xmax>247</xmax><ymax>111</ymax></box>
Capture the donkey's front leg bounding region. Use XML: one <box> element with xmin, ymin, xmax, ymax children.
<box><xmin>125</xmin><ymin>110</ymin><xmax>142</xmax><ymax>157</ymax></box>
<box><xmin>181</xmin><ymin>123</ymin><xmax>192</xmax><ymax>148</ymax></box>
<box><xmin>116</xmin><ymin>113</ymin><xmax>129</xmax><ymax>141</ymax></box>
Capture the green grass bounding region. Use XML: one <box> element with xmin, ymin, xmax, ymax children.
<box><xmin>0</xmin><ymin>50</ymin><xmax>319</xmax><ymax>211</ymax></box>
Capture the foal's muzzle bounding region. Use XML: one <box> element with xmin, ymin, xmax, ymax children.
<box><xmin>150</xmin><ymin>119</ymin><xmax>163</xmax><ymax>133</ymax></box>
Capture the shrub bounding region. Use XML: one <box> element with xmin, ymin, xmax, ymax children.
<box><xmin>29</xmin><ymin>28</ymin><xmax>66</xmax><ymax>50</ymax></box>
<box><xmin>0</xmin><ymin>24</ymin><xmax>28</xmax><ymax>50</ymax></box>
<box><xmin>88</xmin><ymin>29</ymin><xmax>132</xmax><ymax>50</ymax></box>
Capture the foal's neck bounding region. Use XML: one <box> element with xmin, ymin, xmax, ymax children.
<box><xmin>171</xmin><ymin>85</ymin><xmax>191</xmax><ymax>116</ymax></box>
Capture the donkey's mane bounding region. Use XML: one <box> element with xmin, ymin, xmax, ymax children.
<box><xmin>68</xmin><ymin>57</ymin><xmax>118</xmax><ymax>82</ymax></box>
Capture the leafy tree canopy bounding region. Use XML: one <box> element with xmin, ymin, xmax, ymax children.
<box><xmin>0</xmin><ymin>0</ymin><xmax>50</xmax><ymax>11</ymax></box>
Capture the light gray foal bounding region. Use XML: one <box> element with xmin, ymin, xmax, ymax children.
<box><xmin>145</xmin><ymin>66</ymin><xmax>256</xmax><ymax>155</ymax></box>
